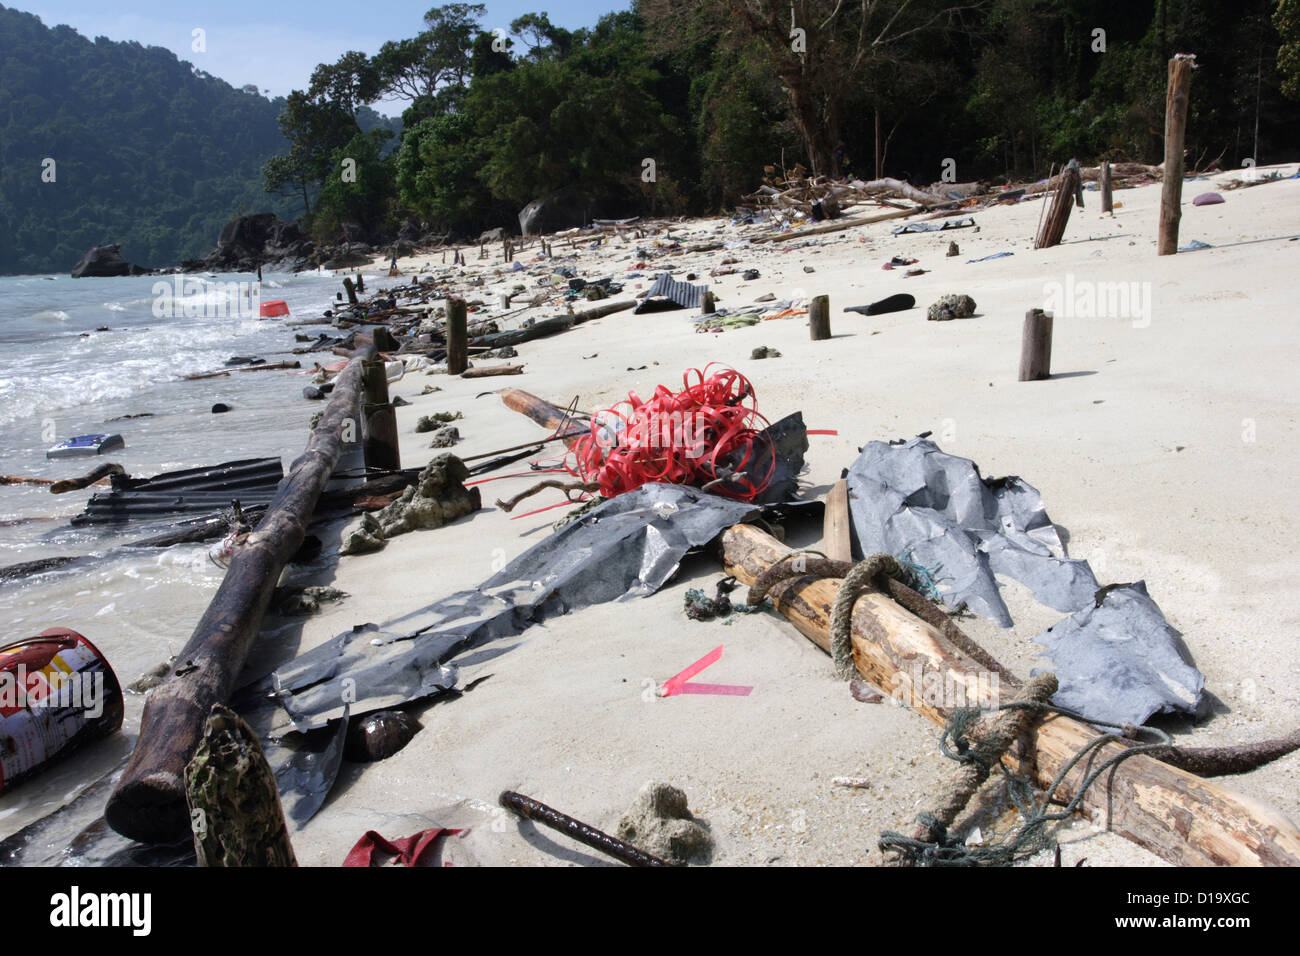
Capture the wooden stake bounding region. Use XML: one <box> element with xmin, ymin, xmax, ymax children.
<box><xmin>371</xmin><ymin>326</ymin><xmax>397</xmax><ymax>352</ymax></box>
<box><xmin>701</xmin><ymin>291</ymin><xmax>716</xmax><ymax>315</ymax></box>
<box><xmin>720</xmin><ymin>524</ymin><xmax>1300</xmax><ymax>867</ymax></box>
<box><xmin>1159</xmin><ymin>55</ymin><xmax>1197</xmax><ymax>255</ymax></box>
<box><xmin>809</xmin><ymin>295</ymin><xmax>831</xmax><ymax>340</ymax></box>
<box><xmin>360</xmin><ymin>358</ymin><xmax>401</xmax><ymax>471</ymax></box>
<box><xmin>184</xmin><ymin>704</ymin><xmax>297</xmax><ymax>867</ymax></box>
<box><xmin>1100</xmin><ymin>161</ymin><xmax>1113</xmax><ymax>214</ymax></box>
<box><xmin>822</xmin><ymin>479</ymin><xmax>853</xmax><ymax>562</ymax></box>
<box><xmin>342</xmin><ymin>277</ymin><xmax>358</xmax><ymax>306</ymax></box>
<box><xmin>104</xmin><ymin>350</ymin><xmax>373</xmax><ymax>844</ymax></box>
<box><xmin>1035</xmin><ymin>159</ymin><xmax>1080</xmax><ymax>249</ymax></box>
<box><xmin>1019</xmin><ymin>309</ymin><xmax>1054</xmax><ymax>381</ymax></box>
<box><xmin>445</xmin><ymin>298</ymin><xmax>469</xmax><ymax>375</ymax></box>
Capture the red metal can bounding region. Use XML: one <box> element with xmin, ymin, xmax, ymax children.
<box><xmin>0</xmin><ymin>628</ymin><xmax>124</xmax><ymax>795</ymax></box>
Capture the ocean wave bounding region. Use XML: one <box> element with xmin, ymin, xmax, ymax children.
<box><xmin>31</xmin><ymin>309</ymin><xmax>70</xmax><ymax>321</ymax></box>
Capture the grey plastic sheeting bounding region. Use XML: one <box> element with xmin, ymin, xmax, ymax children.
<box><xmin>259</xmin><ymin>484</ymin><xmax>759</xmax><ymax>736</ymax></box>
<box><xmin>1032</xmin><ymin>582</ymin><xmax>1205</xmax><ymax>727</ymax></box>
<box><xmin>846</xmin><ymin>438</ymin><xmax>1099</xmax><ymax>627</ymax></box>
<box><xmin>847</xmin><ymin>437</ymin><xmax>1203</xmax><ymax>724</ymax></box>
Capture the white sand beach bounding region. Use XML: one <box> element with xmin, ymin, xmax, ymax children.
<box><xmin>266</xmin><ymin>164</ymin><xmax>1300</xmax><ymax>866</ymax></box>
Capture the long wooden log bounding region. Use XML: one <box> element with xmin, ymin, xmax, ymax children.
<box><xmin>461</xmin><ymin>364</ymin><xmax>525</xmax><ymax>379</ymax></box>
<box><xmin>105</xmin><ymin>350</ymin><xmax>372</xmax><ymax>844</ymax></box>
<box><xmin>720</xmin><ymin>524</ymin><xmax>1300</xmax><ymax>867</ymax></box>
<box><xmin>184</xmin><ymin>361</ymin><xmax>300</xmax><ymax>381</ymax></box>
<box><xmin>1035</xmin><ymin>159</ymin><xmax>1080</xmax><ymax>249</ymax></box>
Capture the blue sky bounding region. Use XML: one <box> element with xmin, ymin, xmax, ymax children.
<box><xmin>15</xmin><ymin>2</ymin><xmax>630</xmax><ymax>112</ymax></box>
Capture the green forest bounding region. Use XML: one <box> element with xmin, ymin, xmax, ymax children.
<box><xmin>4</xmin><ymin>1</ymin><xmax>1300</xmax><ymax>274</ymax></box>
<box><xmin>0</xmin><ymin>4</ymin><xmax>396</xmax><ymax>275</ymax></box>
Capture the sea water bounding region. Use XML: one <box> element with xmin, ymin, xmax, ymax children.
<box><xmin>0</xmin><ymin>269</ymin><xmax>359</xmax><ymax>841</ymax></box>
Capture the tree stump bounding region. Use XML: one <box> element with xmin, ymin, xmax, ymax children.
<box><xmin>809</xmin><ymin>295</ymin><xmax>831</xmax><ymax>340</ymax></box>
<box><xmin>1019</xmin><ymin>309</ymin><xmax>1053</xmax><ymax>381</ymax></box>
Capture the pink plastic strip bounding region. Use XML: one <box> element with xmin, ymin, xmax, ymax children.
<box><xmin>677</xmin><ymin>682</ymin><xmax>753</xmax><ymax>696</ymax></box>
<box><xmin>659</xmin><ymin>645</ymin><xmax>723</xmax><ymax>697</ymax></box>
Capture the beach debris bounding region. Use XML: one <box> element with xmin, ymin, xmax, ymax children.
<box><xmin>743</xmin><ymin>269</ymin><xmax>760</xmax><ymax>280</ymax></box>
<box><xmin>428</xmin><ymin>425</ymin><xmax>461</xmax><ymax>448</ymax></box>
<box><xmin>967</xmin><ymin>252</ymin><xmax>1014</xmax><ymax>263</ymax></box>
<box><xmin>343</xmin><ymin>827</ymin><xmax>465</xmax><ymax>867</ymax></box>
<box><xmin>883</xmin><ymin>256</ymin><xmax>917</xmax><ymax>270</ymax></box>
<box><xmin>1179</xmin><ymin>239</ymin><xmax>1212</xmax><ymax>251</ymax></box>
<box><xmin>892</xmin><ymin>217</ymin><xmax>976</xmax><ymax>234</ymax></box>
<box><xmin>46</xmin><ymin>433</ymin><xmax>125</xmax><ymax>460</ymax></box>
<box><xmin>0</xmin><ymin>629</ymin><xmax>125</xmax><ymax>795</ymax></box>
<box><xmin>461</xmin><ymin>363</ymin><xmax>524</xmax><ymax>379</ymax></box>
<box><xmin>72</xmin><ymin>456</ymin><xmax>283</xmax><ymax>525</ymax></box>
<box><xmin>750</xmin><ymin>345</ymin><xmax>782</xmax><ymax>360</ymax></box>
<box><xmin>615</xmin><ymin>782</ymin><xmax>712</xmax><ymax>866</ymax></box>
<box><xmin>341</xmin><ymin>454</ymin><xmax>480</xmax><ymax>555</ymax></box>
<box><xmin>183</xmin><ymin>704</ymin><xmax>298</xmax><ymax>867</ymax></box>
<box><xmin>719</xmin><ymin>524</ymin><xmax>1300</xmax><ymax>867</ymax></box>
<box><xmin>255</xmin><ymin>484</ymin><xmax>758</xmax><ymax>735</ymax></box>
<box><xmin>633</xmin><ymin>273</ymin><xmax>710</xmax><ymax>314</ymax></box>
<box><xmin>560</xmin><ymin>367</ymin><xmax>807</xmax><ymax>504</ymax></box>
<box><xmin>272</xmin><ymin>585</ymin><xmax>347</xmax><ymax>616</ymax></box>
<box><xmin>45</xmin><ymin>462</ymin><xmax>126</xmax><ymax>494</ymax></box>
<box><xmin>947</xmin><ymin>241</ymin><xmax>960</xmax><ymax>257</ymax></box>
<box><xmin>1192</xmin><ymin>192</ymin><xmax>1224</xmax><ymax>206</ymax></box>
<box><xmin>845</xmin><ymin>437</ymin><xmax>1097</xmax><ymax>627</ymax></box>
<box><xmin>1033</xmin><ymin>582</ymin><xmax>1204</xmax><ymax>726</ymax></box>
<box><xmin>211</xmin><ymin>403</ymin><xmax>232</xmax><ymax>414</ymax></box>
<box><xmin>926</xmin><ymin>294</ymin><xmax>977</xmax><ymax>321</ymax></box>
<box><xmin>843</xmin><ymin>294</ymin><xmax>915</xmax><ymax>316</ymax></box>
<box><xmin>658</xmin><ymin>644</ymin><xmax>753</xmax><ymax>696</ymax></box>
<box><xmin>849</xmin><ymin>676</ymin><xmax>884</xmax><ymax>703</ymax></box>
<box><xmin>129</xmin><ymin>656</ymin><xmax>177</xmax><ymax>694</ymax></box>
<box><xmin>1035</xmin><ymin>158</ymin><xmax>1082</xmax><ymax>249</ymax></box>
<box><xmin>832</xmin><ymin>776</ymin><xmax>873</xmax><ymax>789</ymax></box>
<box><xmin>184</xmin><ymin>360</ymin><xmax>300</xmax><ymax>381</ymax></box>
<box><xmin>344</xmin><ymin>710</ymin><xmax>421</xmax><ymax>762</ymax></box>
<box><xmin>499</xmin><ymin>790</ymin><xmax>669</xmax><ymax>867</ymax></box>
<box><xmin>415</xmin><ymin>411</ymin><xmax>462</xmax><ymax>432</ymax></box>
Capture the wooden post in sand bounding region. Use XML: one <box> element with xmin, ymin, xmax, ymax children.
<box><xmin>809</xmin><ymin>295</ymin><xmax>831</xmax><ymax>340</ymax></box>
<box><xmin>342</xmin><ymin>277</ymin><xmax>358</xmax><ymax>306</ymax></box>
<box><xmin>445</xmin><ymin>298</ymin><xmax>469</xmax><ymax>375</ymax></box>
<box><xmin>371</xmin><ymin>326</ymin><xmax>397</xmax><ymax>352</ymax></box>
<box><xmin>360</xmin><ymin>358</ymin><xmax>400</xmax><ymax>471</ymax></box>
<box><xmin>1100</xmin><ymin>161</ymin><xmax>1113</xmax><ymax>214</ymax></box>
<box><xmin>720</xmin><ymin>524</ymin><xmax>1300</xmax><ymax>867</ymax></box>
<box><xmin>1018</xmin><ymin>309</ymin><xmax>1054</xmax><ymax>381</ymax></box>
<box><xmin>701</xmin><ymin>291</ymin><xmax>716</xmax><ymax>315</ymax></box>
<box><xmin>1159</xmin><ymin>54</ymin><xmax>1196</xmax><ymax>255</ymax></box>
<box><xmin>1034</xmin><ymin>159</ymin><xmax>1080</xmax><ymax>249</ymax></box>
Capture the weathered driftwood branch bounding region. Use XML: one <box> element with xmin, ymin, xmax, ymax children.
<box><xmin>461</xmin><ymin>364</ymin><xmax>525</xmax><ymax>379</ymax></box>
<box><xmin>50</xmin><ymin>462</ymin><xmax>126</xmax><ymax>494</ymax></box>
<box><xmin>105</xmin><ymin>349</ymin><xmax>373</xmax><ymax>844</ymax></box>
<box><xmin>184</xmin><ymin>360</ymin><xmax>300</xmax><ymax>381</ymax></box>
<box><xmin>720</xmin><ymin>524</ymin><xmax>1300</xmax><ymax>867</ymax></box>
<box><xmin>1035</xmin><ymin>159</ymin><xmax>1081</xmax><ymax>249</ymax></box>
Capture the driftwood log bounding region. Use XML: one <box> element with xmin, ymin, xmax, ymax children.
<box><xmin>105</xmin><ymin>349</ymin><xmax>373</xmax><ymax>844</ymax></box>
<box><xmin>49</xmin><ymin>462</ymin><xmax>126</xmax><ymax>494</ymax></box>
<box><xmin>720</xmin><ymin>524</ymin><xmax>1300</xmax><ymax>867</ymax></box>
<box><xmin>461</xmin><ymin>364</ymin><xmax>525</xmax><ymax>379</ymax></box>
<box><xmin>1035</xmin><ymin>159</ymin><xmax>1081</xmax><ymax>249</ymax></box>
<box><xmin>184</xmin><ymin>360</ymin><xmax>300</xmax><ymax>381</ymax></box>
<box><xmin>1159</xmin><ymin>55</ymin><xmax>1197</xmax><ymax>255</ymax></box>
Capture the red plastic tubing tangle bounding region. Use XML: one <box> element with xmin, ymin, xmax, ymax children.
<box><xmin>562</xmin><ymin>364</ymin><xmax>777</xmax><ymax>502</ymax></box>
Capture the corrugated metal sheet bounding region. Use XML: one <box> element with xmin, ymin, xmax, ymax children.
<box><xmin>634</xmin><ymin>273</ymin><xmax>709</xmax><ymax>313</ymax></box>
<box><xmin>73</xmin><ymin>457</ymin><xmax>284</xmax><ymax>524</ymax></box>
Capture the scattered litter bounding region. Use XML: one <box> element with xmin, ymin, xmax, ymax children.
<box><xmin>742</xmin><ymin>269</ymin><xmax>761</xmax><ymax>280</ymax></box>
<box><xmin>1033</xmin><ymin>581</ymin><xmax>1205</xmax><ymax>726</ymax></box>
<box><xmin>892</xmin><ymin>217</ymin><xmax>976</xmax><ymax>235</ymax></box>
<box><xmin>1192</xmin><ymin>192</ymin><xmax>1224</xmax><ymax>206</ymax></box>
<box><xmin>750</xmin><ymin>346</ymin><xmax>782</xmax><ymax>360</ymax></box>
<box><xmin>844</xmin><ymin>294</ymin><xmax>915</xmax><ymax>316</ymax></box>
<box><xmin>1179</xmin><ymin>239</ymin><xmax>1213</xmax><ymax>251</ymax></box>
<box><xmin>883</xmin><ymin>256</ymin><xmax>918</xmax><ymax>270</ymax></box>
<box><xmin>343</xmin><ymin>828</ymin><xmax>464</xmax><ymax>867</ymax></box>
<box><xmin>46</xmin><ymin>433</ymin><xmax>125</xmax><ymax>460</ymax></box>
<box><xmin>966</xmin><ymin>252</ymin><xmax>1014</xmax><ymax>263</ymax></box>
<box><xmin>832</xmin><ymin>777</ymin><xmax>872</xmax><ymax>789</ymax></box>
<box><xmin>634</xmin><ymin>273</ymin><xmax>709</xmax><ymax>313</ymax></box>
<box><xmin>845</xmin><ymin>437</ymin><xmax>1098</xmax><ymax>626</ymax></box>
<box><xmin>947</xmin><ymin>241</ymin><xmax>960</xmax><ymax>257</ymax></box>
<box><xmin>849</xmin><ymin>676</ymin><xmax>884</xmax><ymax>703</ymax></box>
<box><xmin>659</xmin><ymin>644</ymin><xmax>752</xmax><ymax>696</ymax></box>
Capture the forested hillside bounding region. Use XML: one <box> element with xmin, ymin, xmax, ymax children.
<box><xmin>0</xmin><ymin>5</ymin><xmax>300</xmax><ymax>274</ymax></box>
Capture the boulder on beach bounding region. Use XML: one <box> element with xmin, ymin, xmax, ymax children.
<box><xmin>518</xmin><ymin>186</ymin><xmax>624</xmax><ymax>236</ymax></box>
<box><xmin>70</xmin><ymin>244</ymin><xmax>148</xmax><ymax>278</ymax></box>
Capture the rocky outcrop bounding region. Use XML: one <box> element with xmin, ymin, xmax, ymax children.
<box><xmin>187</xmin><ymin>212</ymin><xmax>316</xmax><ymax>274</ymax></box>
<box><xmin>70</xmin><ymin>244</ymin><xmax>149</xmax><ymax>278</ymax></box>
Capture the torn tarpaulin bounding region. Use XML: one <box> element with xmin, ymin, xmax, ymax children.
<box><xmin>891</xmin><ymin>217</ymin><xmax>976</xmax><ymax>235</ymax></box>
<box><xmin>258</xmin><ymin>484</ymin><xmax>760</xmax><ymax>735</ymax></box>
<box><xmin>634</xmin><ymin>273</ymin><xmax>709</xmax><ymax>313</ymax></box>
<box><xmin>845</xmin><ymin>438</ymin><xmax>1098</xmax><ymax>627</ymax></box>
<box><xmin>1032</xmin><ymin>581</ymin><xmax>1205</xmax><ymax>726</ymax></box>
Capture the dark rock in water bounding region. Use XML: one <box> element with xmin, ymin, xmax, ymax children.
<box><xmin>96</xmin><ymin>326</ymin><xmax>110</xmax><ymax>332</ymax></box>
<box><xmin>344</xmin><ymin>710</ymin><xmax>421</xmax><ymax>762</ymax></box>
<box><xmin>71</xmin><ymin>244</ymin><xmax>149</xmax><ymax>278</ymax></box>
<box><xmin>225</xmin><ymin>355</ymin><xmax>262</xmax><ymax>366</ymax></box>
<box><xmin>211</xmin><ymin>403</ymin><xmax>233</xmax><ymax>414</ymax></box>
